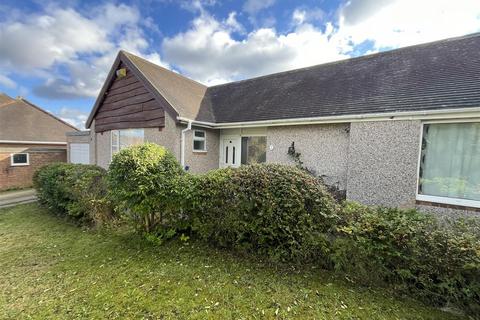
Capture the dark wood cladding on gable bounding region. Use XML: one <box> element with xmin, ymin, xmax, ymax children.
<box><xmin>95</xmin><ymin>64</ymin><xmax>165</xmax><ymax>132</ymax></box>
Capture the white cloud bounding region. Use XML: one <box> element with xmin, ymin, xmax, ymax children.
<box><xmin>0</xmin><ymin>8</ymin><xmax>109</xmax><ymax>70</ymax></box>
<box><xmin>225</xmin><ymin>12</ymin><xmax>244</xmax><ymax>33</ymax></box>
<box><xmin>0</xmin><ymin>3</ymin><xmax>168</xmax><ymax>99</ymax></box>
<box><xmin>338</xmin><ymin>0</ymin><xmax>480</xmax><ymax>49</ymax></box>
<box><xmin>0</xmin><ymin>74</ymin><xmax>16</xmax><ymax>89</ymax></box>
<box><xmin>2</xmin><ymin>0</ymin><xmax>480</xmax><ymax>101</ymax></box>
<box><xmin>163</xmin><ymin>0</ymin><xmax>480</xmax><ymax>85</ymax></box>
<box><xmin>55</xmin><ymin>107</ymin><xmax>89</xmax><ymax>130</ymax></box>
<box><xmin>163</xmin><ymin>13</ymin><xmax>351</xmax><ymax>85</ymax></box>
<box><xmin>292</xmin><ymin>8</ymin><xmax>325</xmax><ymax>25</ymax></box>
<box><xmin>243</xmin><ymin>0</ymin><xmax>275</xmax><ymax>15</ymax></box>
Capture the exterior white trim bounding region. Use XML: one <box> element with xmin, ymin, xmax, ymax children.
<box><xmin>109</xmin><ymin>129</ymin><xmax>145</xmax><ymax>161</ymax></box>
<box><xmin>219</xmin><ymin>135</ymin><xmax>241</xmax><ymax>168</ymax></box>
<box><xmin>0</xmin><ymin>140</ymin><xmax>67</xmax><ymax>145</ymax></box>
<box><xmin>177</xmin><ymin>107</ymin><xmax>480</xmax><ymax>129</ymax></box>
<box><xmin>192</xmin><ymin>129</ymin><xmax>207</xmax><ymax>152</ymax></box>
<box><xmin>417</xmin><ymin>194</ymin><xmax>480</xmax><ymax>209</ymax></box>
<box><xmin>10</xmin><ymin>153</ymin><xmax>29</xmax><ymax>166</ymax></box>
<box><xmin>181</xmin><ymin>121</ymin><xmax>192</xmax><ymax>168</ymax></box>
<box><xmin>111</xmin><ymin>130</ymin><xmax>119</xmax><ymax>161</ymax></box>
<box><xmin>416</xmin><ymin>119</ymin><xmax>480</xmax><ymax>208</ymax></box>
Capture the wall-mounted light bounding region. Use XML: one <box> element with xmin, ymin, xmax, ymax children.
<box><xmin>116</xmin><ymin>68</ymin><xmax>127</xmax><ymax>78</ymax></box>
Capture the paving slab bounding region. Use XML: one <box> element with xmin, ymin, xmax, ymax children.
<box><xmin>0</xmin><ymin>189</ymin><xmax>37</xmax><ymax>208</ymax></box>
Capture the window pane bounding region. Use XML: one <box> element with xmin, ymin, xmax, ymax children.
<box><xmin>241</xmin><ymin>137</ymin><xmax>248</xmax><ymax>165</ymax></box>
<box><xmin>241</xmin><ymin>136</ymin><xmax>267</xmax><ymax>165</ymax></box>
<box><xmin>193</xmin><ymin>140</ymin><xmax>205</xmax><ymax>151</ymax></box>
<box><xmin>194</xmin><ymin>130</ymin><xmax>205</xmax><ymax>138</ymax></box>
<box><xmin>119</xmin><ymin>129</ymin><xmax>144</xmax><ymax>150</ymax></box>
<box><xmin>12</xmin><ymin>153</ymin><xmax>27</xmax><ymax>164</ymax></box>
<box><xmin>111</xmin><ymin>130</ymin><xmax>119</xmax><ymax>142</ymax></box>
<box><xmin>419</xmin><ymin>123</ymin><xmax>480</xmax><ymax>201</ymax></box>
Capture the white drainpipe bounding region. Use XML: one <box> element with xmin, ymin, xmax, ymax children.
<box><xmin>180</xmin><ymin>120</ymin><xmax>192</xmax><ymax>169</ymax></box>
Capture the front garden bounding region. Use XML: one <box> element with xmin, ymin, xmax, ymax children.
<box><xmin>28</xmin><ymin>143</ymin><xmax>480</xmax><ymax>318</ymax></box>
<box><xmin>0</xmin><ymin>203</ymin><xmax>468</xmax><ymax>319</ymax></box>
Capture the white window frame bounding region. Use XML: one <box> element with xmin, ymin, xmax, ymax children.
<box><xmin>111</xmin><ymin>130</ymin><xmax>120</xmax><ymax>160</ymax></box>
<box><xmin>110</xmin><ymin>129</ymin><xmax>145</xmax><ymax>160</ymax></box>
<box><xmin>416</xmin><ymin>119</ymin><xmax>480</xmax><ymax>208</ymax></box>
<box><xmin>10</xmin><ymin>153</ymin><xmax>29</xmax><ymax>166</ymax></box>
<box><xmin>193</xmin><ymin>130</ymin><xmax>207</xmax><ymax>152</ymax></box>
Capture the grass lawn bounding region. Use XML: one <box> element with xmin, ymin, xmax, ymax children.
<box><xmin>0</xmin><ymin>204</ymin><xmax>467</xmax><ymax>320</ymax></box>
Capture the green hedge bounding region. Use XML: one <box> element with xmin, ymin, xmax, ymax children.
<box><xmin>188</xmin><ymin>164</ymin><xmax>339</xmax><ymax>262</ymax></box>
<box><xmin>333</xmin><ymin>202</ymin><xmax>480</xmax><ymax>314</ymax></box>
<box><xmin>33</xmin><ymin>163</ymin><xmax>112</xmax><ymax>224</ymax></box>
<box><xmin>33</xmin><ymin>145</ymin><xmax>480</xmax><ymax>314</ymax></box>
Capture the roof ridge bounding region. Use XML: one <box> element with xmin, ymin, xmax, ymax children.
<box><xmin>118</xmin><ymin>32</ymin><xmax>480</xmax><ymax>93</ymax></box>
<box><xmin>208</xmin><ymin>32</ymin><xmax>480</xmax><ymax>89</ymax></box>
<box><xmin>120</xmin><ymin>50</ymin><xmax>208</xmax><ymax>88</ymax></box>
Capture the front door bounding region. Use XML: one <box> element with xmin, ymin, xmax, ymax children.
<box><xmin>221</xmin><ymin>137</ymin><xmax>241</xmax><ymax>168</ymax></box>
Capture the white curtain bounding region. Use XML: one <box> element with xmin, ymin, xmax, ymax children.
<box><xmin>420</xmin><ymin>122</ymin><xmax>480</xmax><ymax>201</ymax></box>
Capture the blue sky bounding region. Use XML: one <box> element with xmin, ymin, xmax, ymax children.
<box><xmin>1</xmin><ymin>0</ymin><xmax>480</xmax><ymax>129</ymax></box>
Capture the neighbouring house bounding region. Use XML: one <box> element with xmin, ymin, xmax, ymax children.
<box><xmin>85</xmin><ymin>33</ymin><xmax>480</xmax><ymax>217</ymax></box>
<box><xmin>0</xmin><ymin>94</ymin><xmax>78</xmax><ymax>191</ymax></box>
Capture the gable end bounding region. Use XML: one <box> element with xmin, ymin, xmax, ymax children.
<box><xmin>94</xmin><ymin>62</ymin><xmax>166</xmax><ymax>132</ymax></box>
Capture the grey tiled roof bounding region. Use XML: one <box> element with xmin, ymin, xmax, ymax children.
<box><xmin>91</xmin><ymin>33</ymin><xmax>480</xmax><ymax>127</ymax></box>
<box><xmin>122</xmin><ymin>52</ymin><xmax>212</xmax><ymax>121</ymax></box>
<box><xmin>205</xmin><ymin>33</ymin><xmax>480</xmax><ymax>123</ymax></box>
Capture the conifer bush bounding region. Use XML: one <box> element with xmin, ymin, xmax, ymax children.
<box><xmin>107</xmin><ymin>143</ymin><xmax>185</xmax><ymax>233</ymax></box>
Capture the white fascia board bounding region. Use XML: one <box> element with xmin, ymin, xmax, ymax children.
<box><xmin>0</xmin><ymin>140</ymin><xmax>67</xmax><ymax>145</ymax></box>
<box><xmin>177</xmin><ymin>107</ymin><xmax>480</xmax><ymax>129</ymax></box>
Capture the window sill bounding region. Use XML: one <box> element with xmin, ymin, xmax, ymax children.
<box><xmin>10</xmin><ymin>163</ymin><xmax>30</xmax><ymax>167</ymax></box>
<box><xmin>193</xmin><ymin>150</ymin><xmax>207</xmax><ymax>153</ymax></box>
<box><xmin>416</xmin><ymin>194</ymin><xmax>480</xmax><ymax>210</ymax></box>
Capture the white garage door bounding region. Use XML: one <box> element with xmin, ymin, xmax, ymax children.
<box><xmin>70</xmin><ymin>143</ymin><xmax>90</xmax><ymax>164</ymax></box>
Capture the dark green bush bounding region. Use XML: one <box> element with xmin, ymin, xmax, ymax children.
<box><xmin>107</xmin><ymin>143</ymin><xmax>185</xmax><ymax>233</ymax></box>
<box><xmin>332</xmin><ymin>202</ymin><xmax>480</xmax><ymax>314</ymax></box>
<box><xmin>188</xmin><ymin>164</ymin><xmax>339</xmax><ymax>262</ymax></box>
<box><xmin>33</xmin><ymin>163</ymin><xmax>112</xmax><ymax>224</ymax></box>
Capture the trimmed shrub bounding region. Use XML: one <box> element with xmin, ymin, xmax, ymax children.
<box><xmin>332</xmin><ymin>202</ymin><xmax>480</xmax><ymax>314</ymax></box>
<box><xmin>107</xmin><ymin>143</ymin><xmax>185</xmax><ymax>233</ymax></box>
<box><xmin>189</xmin><ymin>164</ymin><xmax>339</xmax><ymax>262</ymax></box>
<box><xmin>33</xmin><ymin>163</ymin><xmax>112</xmax><ymax>224</ymax></box>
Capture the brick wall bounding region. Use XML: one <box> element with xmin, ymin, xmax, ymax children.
<box><xmin>0</xmin><ymin>150</ymin><xmax>66</xmax><ymax>191</ymax></box>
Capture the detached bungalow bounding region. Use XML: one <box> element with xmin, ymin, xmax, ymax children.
<box><xmin>84</xmin><ymin>33</ymin><xmax>480</xmax><ymax>217</ymax></box>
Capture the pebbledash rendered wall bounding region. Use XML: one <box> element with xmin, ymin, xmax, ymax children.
<box><xmin>266</xmin><ymin>121</ymin><xmax>421</xmax><ymax>206</ymax></box>
<box><xmin>268</xmin><ymin>120</ymin><xmax>479</xmax><ymax>217</ymax></box>
<box><xmin>90</xmin><ymin>115</ymin><xmax>478</xmax><ymax>217</ymax></box>
<box><xmin>346</xmin><ymin>120</ymin><xmax>480</xmax><ymax>217</ymax></box>
<box><xmin>346</xmin><ymin>120</ymin><xmax>422</xmax><ymax>208</ymax></box>
<box><xmin>266</xmin><ymin>124</ymin><xmax>350</xmax><ymax>190</ymax></box>
<box><xmin>92</xmin><ymin>112</ymin><xmax>219</xmax><ymax>173</ymax></box>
